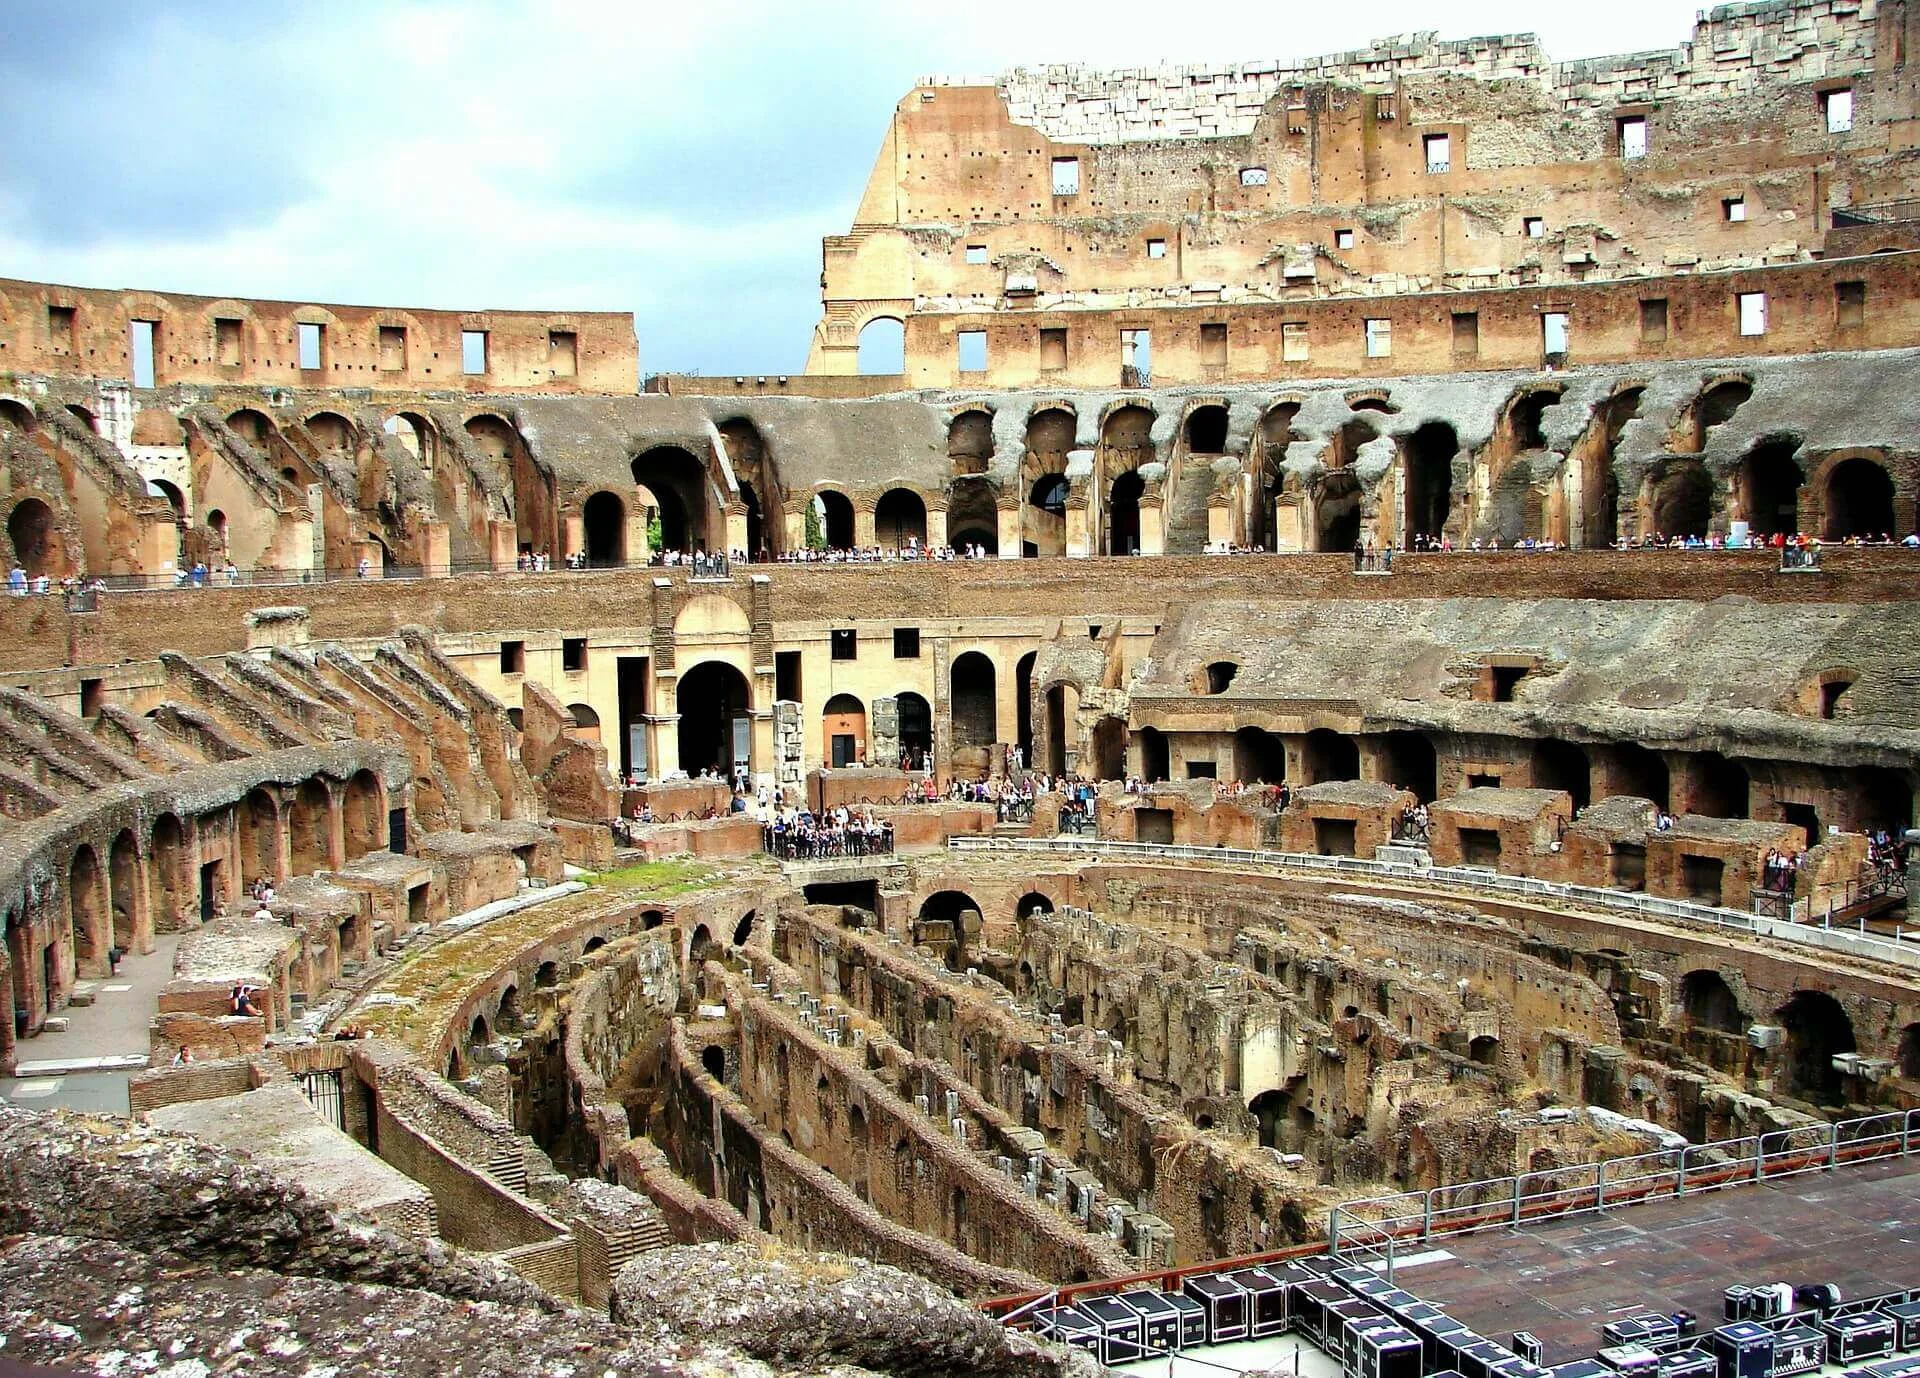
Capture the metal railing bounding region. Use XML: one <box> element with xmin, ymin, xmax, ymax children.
<box><xmin>944</xmin><ymin>836</ymin><xmax>1918</xmax><ymax>968</ymax></box>
<box><xmin>1329</xmin><ymin>1109</ymin><xmax>1920</xmax><ymax>1272</ymax></box>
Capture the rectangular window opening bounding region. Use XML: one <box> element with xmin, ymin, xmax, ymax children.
<box><xmin>548</xmin><ymin>329</ymin><xmax>577</xmax><ymax>378</ymax></box>
<box><xmin>1524</xmin><ymin>216</ymin><xmax>1545</xmax><ymax>238</ymax></box>
<box><xmin>1618</xmin><ymin>116</ymin><xmax>1649</xmax><ymax>159</ymax></box>
<box><xmin>499</xmin><ymin>640</ymin><xmax>525</xmax><ymax>675</ymax></box>
<box><xmin>1120</xmin><ymin>328</ymin><xmax>1151</xmax><ymax>385</ymax></box>
<box><xmin>1835</xmin><ymin>280</ymin><xmax>1865</xmax><ymax>327</ymax></box>
<box><xmin>964</xmin><ymin>244</ymin><xmax>988</xmax><ymax>265</ymax></box>
<box><xmin>461</xmin><ymin>329</ymin><xmax>489</xmax><ymax>375</ymax></box>
<box><xmin>775</xmin><ymin>650</ymin><xmax>802</xmax><ymax>703</ymax></box>
<box><xmin>1737</xmin><ymin>291</ymin><xmax>1768</xmax><ymax>337</ymax></box>
<box><xmin>130</xmin><ymin>320</ymin><xmax>158</xmax><ymax>389</ymax></box>
<box><xmin>215</xmin><ymin>317</ymin><xmax>243</xmax><ymax>367</ymax></box>
<box><xmin>1200</xmin><ymin>322</ymin><xmax>1228</xmax><ymax>368</ymax></box>
<box><xmin>295</xmin><ymin>321</ymin><xmax>324</xmax><ymax>372</ymax></box>
<box><xmin>1051</xmin><ymin>157</ymin><xmax>1080</xmax><ymax>196</ymax></box>
<box><xmin>893</xmin><ymin>627</ymin><xmax>920</xmax><ymax>659</ymax></box>
<box><xmin>1239</xmin><ymin>166</ymin><xmax>1268</xmax><ymax>187</ymax></box>
<box><xmin>1185</xmin><ymin>760</ymin><xmax>1218</xmax><ymax>780</ymax></box>
<box><xmin>562</xmin><ymin>637</ymin><xmax>587</xmax><ymax>673</ymax></box>
<box><xmin>1640</xmin><ymin>298</ymin><xmax>1669</xmax><ymax>343</ymax></box>
<box><xmin>1147</xmin><ymin>237</ymin><xmax>1167</xmax><ymax>259</ymax></box>
<box><xmin>1824</xmin><ymin>88</ymin><xmax>1853</xmax><ymax>133</ymax></box>
<box><xmin>1542</xmin><ymin>311</ymin><xmax>1570</xmax><ymax>360</ymax></box>
<box><xmin>79</xmin><ymin>678</ymin><xmax>104</xmax><ymax>718</ymax></box>
<box><xmin>1282</xmin><ymin>321</ymin><xmax>1309</xmax><ymax>363</ymax></box>
<box><xmin>1365</xmin><ymin>318</ymin><xmax>1392</xmax><ymax>358</ymax></box>
<box><xmin>830</xmin><ymin>628</ymin><xmax>857</xmax><ymax>661</ymax></box>
<box><xmin>1039</xmin><ymin>327</ymin><xmax>1067</xmax><ymax>371</ymax></box>
<box><xmin>1459</xmin><ymin>827</ymin><xmax>1503</xmax><ymax>868</ymax></box>
<box><xmin>1424</xmin><ymin>133</ymin><xmax>1451</xmax><ymax>174</ymax></box>
<box><xmin>378</xmin><ymin>325</ymin><xmax>407</xmax><ymax>371</ymax></box>
<box><xmin>1452</xmin><ymin>311</ymin><xmax>1480</xmax><ymax>357</ymax></box>
<box><xmin>47</xmin><ymin>304</ymin><xmax>76</xmax><ymax>352</ymax></box>
<box><xmin>1723</xmin><ymin>197</ymin><xmax>1747</xmax><ymax>222</ymax></box>
<box><xmin>957</xmin><ymin>329</ymin><xmax>987</xmax><ymax>374</ymax></box>
<box><xmin>1334</xmin><ymin>228</ymin><xmax>1355</xmax><ymax>250</ymax></box>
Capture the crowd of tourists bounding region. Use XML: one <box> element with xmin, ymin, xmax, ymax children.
<box><xmin>762</xmin><ymin>806</ymin><xmax>895</xmax><ymax>859</ymax></box>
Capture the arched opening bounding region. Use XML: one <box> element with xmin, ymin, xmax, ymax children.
<box><xmin>584</xmin><ymin>935</ymin><xmax>607</xmax><ymax>953</ymax></box>
<box><xmin>896</xmin><ymin>692</ymin><xmax>932</xmax><ymax>769</ymax></box>
<box><xmin>1775</xmin><ymin>989</ymin><xmax>1855</xmax><ymax>1105</ymax></box>
<box><xmin>1248</xmin><ymin>1088</ymin><xmax>1287</xmax><ymax>1149</ymax></box>
<box><xmin>497</xmin><ymin>984</ymin><xmax>522</xmax><ymax>1030</ymax></box>
<box><xmin>1823</xmin><ymin>457</ymin><xmax>1896</xmax><ymax>540</ymax></box>
<box><xmin>847</xmin><ymin>1103</ymin><xmax>870</xmax><ymax>1200</ymax></box>
<box><xmin>226</xmin><ymin>408</ymin><xmax>273</xmax><ymax>446</ymax></box>
<box><xmin>1581</xmin><ymin>387</ymin><xmax>1641</xmax><ymax>547</ymax></box>
<box><xmin>718</xmin><ymin>419</ymin><xmax>773</xmax><ymax>557</ymax></box>
<box><xmin>149</xmin><ymin>813</ymin><xmax>185</xmax><ymax>931</ymax></box>
<box><xmin>1012</xmin><ymin>651</ymin><xmax>1036</xmax><ymax>770</ymax></box>
<box><xmin>1107</xmin><ymin>469</ymin><xmax>1144</xmax><ymax>556</ymax></box>
<box><xmin>1045</xmin><ymin>680</ymin><xmax>1075</xmax><ymax>779</ymax></box>
<box><xmin>0</xmin><ymin>399</ymin><xmax>35</xmax><ymax>433</ymax></box>
<box><xmin>740</xmin><ymin>479</ymin><xmax>765</xmax><ymax>558</ymax></box>
<box><xmin>1691</xmin><ymin>380</ymin><xmax>1753</xmax><ymax>451</ymax></box>
<box><xmin>814</xmin><ymin>490</ymin><xmax>855</xmax><ymax>550</ymax></box>
<box><xmin>732</xmin><ymin>910</ymin><xmax>756</xmax><ymax>946</ymax></box>
<box><xmin>688</xmin><ymin>924</ymin><xmax>717</xmax><ymax>965</ymax></box>
<box><xmin>567</xmin><ymin>703</ymin><xmax>601</xmax><ymax>743</ymax></box>
<box><xmin>382</xmin><ymin>412</ymin><xmax>434</xmax><ymax>470</ymax></box>
<box><xmin>343</xmin><ymin>770</ymin><xmax>384</xmax><ymax>861</ymax></box>
<box><xmin>149</xmin><ymin>479</ymin><xmax>185</xmax><ymax>520</ymax></box>
<box><xmin>582</xmin><ymin>491</ymin><xmax>627</xmax><ymax>566</ymax></box>
<box><xmin>676</xmin><ymin>661</ymin><xmax>752</xmax><ymax>780</ymax></box>
<box><xmin>874</xmin><ymin>488</ymin><xmax>927</xmax><ymax>550</ymax></box>
<box><xmin>69</xmin><ymin>844</ymin><xmax>105</xmax><ymax>970</ymax></box>
<box><xmin>1303</xmin><ymin>729</ymin><xmax>1359</xmax><ymax>784</ymax></box>
<box><xmin>917</xmin><ymin>890</ymin><xmax>983</xmax><ymax>972</ymax></box>
<box><xmin>108</xmin><ymin>830</ymin><xmax>140</xmax><ymax>953</ymax></box>
<box><xmin>1377</xmin><ymin>730</ymin><xmax>1436</xmax><ymax>802</ymax></box>
<box><xmin>1202</xmin><ymin>661</ymin><xmax>1238</xmax><ymax>694</ymax></box>
<box><xmin>240</xmin><ymin>788</ymin><xmax>279</xmax><ymax>889</ymax></box>
<box><xmin>1140</xmin><ymin>726</ymin><xmax>1169</xmax><ymax>783</ymax></box>
<box><xmin>1691</xmin><ymin>752</ymin><xmax>1749</xmax><ymax>819</ymax></box>
<box><xmin>1314</xmin><ymin>469</ymin><xmax>1362</xmax><ymax>552</ymax></box>
<box><xmin>1026</xmin><ymin>474</ymin><xmax>1069</xmax><ymax>557</ymax></box>
<box><xmin>288</xmin><ymin>779</ymin><xmax>331</xmax><ymax>876</ymax></box>
<box><xmin>469</xmin><ymin>1013</ymin><xmax>491</xmax><ymax>1050</ymax></box>
<box><xmin>949</xmin><ymin>652</ymin><xmax>997</xmax><ymax>765</ymax></box>
<box><xmin>949</xmin><ymin>410</ymin><xmax>995</xmax><ymax>475</ymax></box>
<box><xmin>1857</xmin><ymin>766</ymin><xmax>1914</xmax><ymax>832</ymax></box>
<box><xmin>67</xmin><ymin>404</ymin><xmax>98</xmax><ymax>433</ymax></box>
<box><xmin>857</xmin><ymin>317</ymin><xmax>905</xmax><ymax>375</ymax></box>
<box><xmin>1249</xmin><ymin>1078</ymin><xmax>1312</xmax><ymax>1150</ymax></box>
<box><xmin>1648</xmin><ymin>457</ymin><xmax>1712</xmax><ymax>538</ymax></box>
<box><xmin>1612</xmin><ymin>743</ymin><xmax>1670</xmax><ymax>811</ymax></box>
<box><xmin>1739</xmin><ymin>441</ymin><xmax>1802</xmax><ymax>538</ymax></box>
<box><xmin>1402</xmin><ymin>422</ymin><xmax>1457</xmax><ymax>544</ymax></box>
<box><xmin>1679</xmin><ymin>970</ymin><xmax>1745</xmax><ymax>1034</ymax></box>
<box><xmin>1017</xmin><ymin>891</ymin><xmax>1054</xmax><ymax>918</ymax></box>
<box><xmin>1185</xmin><ymin>405</ymin><xmax>1229</xmax><ymax>454</ymax></box>
<box><xmin>1468</xmin><ymin>1035</ymin><xmax>1500</xmax><ymax>1066</ymax></box>
<box><xmin>306</xmin><ymin>410</ymin><xmax>354</xmax><ymax>458</ymax></box>
<box><xmin>1531</xmin><ymin>740</ymin><xmax>1592</xmax><ymax>811</ymax></box>
<box><xmin>1233</xmin><ymin>728</ymin><xmax>1288</xmax><ymax>786</ymax></box>
<box><xmin>535</xmin><ymin>960</ymin><xmax>559</xmax><ymax>988</ymax></box>
<box><xmin>641</xmin><ymin>910</ymin><xmax>666</xmax><ymax>930</ymax></box>
<box><xmin>822</xmin><ymin>693</ymin><xmax>867</xmax><ymax>769</ymax></box>
<box><xmin>632</xmin><ymin>447</ymin><xmax>709</xmax><ymax>554</ymax></box>
<box><xmin>1507</xmin><ymin>389</ymin><xmax>1558</xmax><ymax>451</ymax></box>
<box><xmin>7</xmin><ymin>498</ymin><xmax>65</xmax><ymax>579</ymax></box>
<box><xmin>947</xmin><ymin>476</ymin><xmax>999</xmax><ymax>555</ymax></box>
<box><xmin>1091</xmin><ymin>715</ymin><xmax>1127</xmax><ymax>781</ymax></box>
<box><xmin>702</xmin><ymin>1045</ymin><xmax>727</xmax><ymax>1080</ymax></box>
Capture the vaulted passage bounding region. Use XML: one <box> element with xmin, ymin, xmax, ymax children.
<box><xmin>632</xmin><ymin>447</ymin><xmax>710</xmax><ymax>554</ymax></box>
<box><xmin>1823</xmin><ymin>457</ymin><xmax>1896</xmax><ymax>540</ymax></box>
<box><xmin>1107</xmin><ymin>470</ymin><xmax>1144</xmax><ymax>556</ymax></box>
<box><xmin>1739</xmin><ymin>441</ymin><xmax>1802</xmax><ymax>538</ymax></box>
<box><xmin>7</xmin><ymin>498</ymin><xmax>64</xmax><ymax>579</ymax></box>
<box><xmin>677</xmin><ymin>662</ymin><xmax>753</xmax><ymax>780</ymax></box>
<box><xmin>1402</xmin><ymin>422</ymin><xmax>1456</xmax><ymax>543</ymax></box>
<box><xmin>1775</xmin><ymin>989</ymin><xmax>1855</xmax><ymax>1106</ymax></box>
<box><xmin>949</xmin><ymin>652</ymin><xmax>997</xmax><ymax>766</ymax></box>
<box><xmin>583</xmin><ymin>491</ymin><xmax>626</xmax><ymax>565</ymax></box>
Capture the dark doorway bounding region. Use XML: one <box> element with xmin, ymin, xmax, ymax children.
<box><xmin>1532</xmin><ymin>739</ymin><xmax>1591</xmax><ymax>811</ymax></box>
<box><xmin>1139</xmin><ymin>727</ymin><xmax>1168</xmax><ymax>783</ymax></box>
<box><xmin>1403</xmin><ymin>422</ymin><xmax>1456</xmax><ymax>544</ymax></box>
<box><xmin>817</xmin><ymin>491</ymin><xmax>855</xmax><ymax>550</ymax></box>
<box><xmin>199</xmin><ymin>860</ymin><xmax>221</xmax><ymax>924</ymax></box>
<box><xmin>1823</xmin><ymin>457</ymin><xmax>1896</xmax><ymax>540</ymax></box>
<box><xmin>897</xmin><ymin>692</ymin><xmax>932</xmax><ymax>768</ymax></box>
<box><xmin>618</xmin><ymin>656</ymin><xmax>650</xmax><ymax>780</ymax></box>
<box><xmin>583</xmin><ymin>491</ymin><xmax>626</xmax><ymax>565</ymax></box>
<box><xmin>677</xmin><ymin>661</ymin><xmax>752</xmax><ymax>780</ymax></box>
<box><xmin>1108</xmin><ymin>470</ymin><xmax>1144</xmax><ymax>555</ymax></box>
<box><xmin>1015</xmin><ymin>652</ymin><xmax>1036</xmax><ymax>768</ymax></box>
<box><xmin>1775</xmin><ymin>989</ymin><xmax>1856</xmax><ymax>1105</ymax></box>
<box><xmin>950</xmin><ymin>652</ymin><xmax>997</xmax><ymax>752</ymax></box>
<box><xmin>1186</xmin><ymin>405</ymin><xmax>1229</xmax><ymax>454</ymax></box>
<box><xmin>1740</xmin><ymin>442</ymin><xmax>1802</xmax><ymax>538</ymax></box>
<box><xmin>1303</xmin><ymin>730</ymin><xmax>1358</xmax><ymax>784</ymax></box>
<box><xmin>1233</xmin><ymin>728</ymin><xmax>1288</xmax><ymax>786</ymax></box>
<box><xmin>631</xmin><ymin>446</ymin><xmax>709</xmax><ymax>554</ymax></box>
<box><xmin>1378</xmin><ymin>730</ymin><xmax>1436</xmax><ymax>802</ymax></box>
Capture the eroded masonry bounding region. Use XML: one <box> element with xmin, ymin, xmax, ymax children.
<box><xmin>1</xmin><ymin>1</ymin><xmax>1918</xmax><ymax>1371</ymax></box>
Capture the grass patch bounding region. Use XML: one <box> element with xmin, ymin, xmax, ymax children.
<box><xmin>584</xmin><ymin>858</ymin><xmax>728</xmax><ymax>896</ymax></box>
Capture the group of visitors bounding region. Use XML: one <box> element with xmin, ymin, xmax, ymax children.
<box><xmin>9</xmin><ymin>567</ymin><xmax>112</xmax><ymax>597</ymax></box>
<box><xmin>762</xmin><ymin>806</ymin><xmax>895</xmax><ymax>859</ymax></box>
<box><xmin>770</xmin><ymin>542</ymin><xmax>993</xmax><ymax>564</ymax></box>
<box><xmin>1866</xmin><ymin>827</ymin><xmax>1911</xmax><ymax>880</ymax></box>
<box><xmin>1761</xmin><ymin>848</ymin><xmax>1807</xmax><ymax>894</ymax></box>
<box><xmin>1353</xmin><ymin>542</ymin><xmax>1397</xmax><ymax>572</ymax></box>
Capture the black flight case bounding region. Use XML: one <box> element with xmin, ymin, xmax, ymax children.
<box><xmin>1184</xmin><ymin>1272</ymin><xmax>1252</xmax><ymax>1345</ymax></box>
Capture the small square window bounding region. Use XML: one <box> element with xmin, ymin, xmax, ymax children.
<box><xmin>1239</xmin><ymin>166</ymin><xmax>1267</xmax><ymax>187</ymax></box>
<box><xmin>1365</xmin><ymin>318</ymin><xmax>1392</xmax><ymax>358</ymax></box>
<box><xmin>462</xmin><ymin>329</ymin><xmax>488</xmax><ymax>375</ymax></box>
<box><xmin>1424</xmin><ymin>133</ymin><xmax>1451</xmax><ymax>174</ymax></box>
<box><xmin>1051</xmin><ymin>157</ymin><xmax>1080</xmax><ymax>196</ymax></box>
<box><xmin>500</xmin><ymin>640</ymin><xmax>525</xmax><ymax>674</ymax></box>
<box><xmin>562</xmin><ymin>637</ymin><xmax>587</xmax><ymax>672</ymax></box>
<box><xmin>893</xmin><ymin>628</ymin><xmax>920</xmax><ymax>658</ymax></box>
<box><xmin>297</xmin><ymin>321</ymin><xmax>324</xmax><ymax>371</ymax></box>
<box><xmin>1836</xmin><ymin>280</ymin><xmax>1865</xmax><ymax>328</ymax></box>
<box><xmin>1281</xmin><ymin>322</ymin><xmax>1309</xmax><ymax>362</ymax></box>
<box><xmin>957</xmin><ymin>329</ymin><xmax>987</xmax><ymax>373</ymax></box>
<box><xmin>1618</xmin><ymin>116</ymin><xmax>1649</xmax><ymax>159</ymax></box>
<box><xmin>1524</xmin><ymin>216</ymin><xmax>1545</xmax><ymax>238</ymax></box>
<box><xmin>1640</xmin><ymin>298</ymin><xmax>1669</xmax><ymax>343</ymax></box>
<box><xmin>1824</xmin><ymin>88</ymin><xmax>1853</xmax><ymax>133</ymax></box>
<box><xmin>1334</xmin><ymin>228</ymin><xmax>1355</xmax><ymax>250</ymax></box>
<box><xmin>831</xmin><ymin>629</ymin><xmax>857</xmax><ymax>661</ymax></box>
<box><xmin>964</xmin><ymin>244</ymin><xmax>988</xmax><ymax>265</ymax></box>
<box><xmin>1147</xmin><ymin>237</ymin><xmax>1167</xmax><ymax>259</ymax></box>
<box><xmin>1737</xmin><ymin>291</ymin><xmax>1768</xmax><ymax>336</ymax></box>
<box><xmin>1723</xmin><ymin>197</ymin><xmax>1747</xmax><ymax>222</ymax></box>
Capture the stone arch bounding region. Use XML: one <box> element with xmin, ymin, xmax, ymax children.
<box><xmin>949</xmin><ymin>652</ymin><xmax>997</xmax><ymax>758</ymax></box>
<box><xmin>897</xmin><ymin>692</ymin><xmax>932</xmax><ymax>768</ymax></box>
<box><xmin>240</xmin><ymin>787</ymin><xmax>280</xmax><ymax>888</ymax></box>
<box><xmin>1378</xmin><ymin>729</ymin><xmax>1436</xmax><ymax>802</ymax></box>
<box><xmin>1737</xmin><ymin>439</ymin><xmax>1803</xmax><ymax>538</ymax></box>
<box><xmin>814</xmin><ymin>489</ymin><xmax>855</xmax><ymax>550</ymax></box>
<box><xmin>1613</xmin><ymin>743</ymin><xmax>1670</xmax><ymax>811</ymax></box>
<box><xmin>1580</xmin><ymin>386</ymin><xmax>1643</xmax><ymax>547</ymax></box>
<box><xmin>343</xmin><ymin>770</ymin><xmax>384</xmax><ymax>861</ymax></box>
<box><xmin>946</xmin><ymin>476</ymin><xmax>999</xmax><ymax>554</ymax></box>
<box><xmin>6</xmin><ymin>497</ymin><xmax>67</xmax><ymax>579</ymax></box>
<box><xmin>948</xmin><ymin>410</ymin><xmax>995</xmax><ymax>476</ymax></box>
<box><xmin>567</xmin><ymin>703</ymin><xmax>601</xmax><ymax>741</ymax></box>
<box><xmin>732</xmin><ymin>909</ymin><xmax>756</xmax><ymax>946</ymax></box>
<box><xmin>1646</xmin><ymin>456</ymin><xmax>1712</xmax><ymax>538</ymax></box>
<box><xmin>1023</xmin><ymin>405</ymin><xmax>1075</xmax><ymax>476</ymax></box>
<box><xmin>1679</xmin><ymin>969</ymin><xmax>1745</xmax><ymax>1033</ymax></box>
<box><xmin>856</xmin><ymin>316</ymin><xmax>905</xmax><ymax>375</ymax></box>
<box><xmin>823</xmin><ymin>693</ymin><xmax>867</xmax><ymax>768</ymax></box>
<box><xmin>1503</xmin><ymin>386</ymin><xmax>1562</xmax><ymax>452</ymax></box>
<box><xmin>1107</xmin><ymin>469</ymin><xmax>1145</xmax><ymax>556</ymax></box>
<box><xmin>688</xmin><ymin>923</ymin><xmax>717</xmax><ymax>966</ymax></box>
<box><xmin>1775</xmin><ymin>989</ymin><xmax>1855</xmax><ymax>1105</ymax></box>
<box><xmin>149</xmin><ymin>812</ymin><xmax>186</xmax><ymax>931</ymax></box>
<box><xmin>383</xmin><ymin>411</ymin><xmax>435</xmax><ymax>471</ymax></box>
<box><xmin>1026</xmin><ymin>473</ymin><xmax>1069</xmax><ymax>557</ymax></box>
<box><xmin>582</xmin><ymin>490</ymin><xmax>627</xmax><ymax>565</ymax></box>
<box><xmin>108</xmin><ymin>828</ymin><xmax>142</xmax><ymax>954</ymax></box>
<box><xmin>0</xmin><ymin>398</ymin><xmax>35</xmax><ymax>433</ymax></box>
<box><xmin>917</xmin><ymin>889</ymin><xmax>982</xmax><ymax>971</ymax></box>
<box><xmin>1692</xmin><ymin>752</ymin><xmax>1750</xmax><ymax>819</ymax></box>
<box><xmin>1091</xmin><ymin>714</ymin><xmax>1127</xmax><ymax>781</ymax></box>
<box><xmin>632</xmin><ymin>446</ymin><xmax>710</xmax><ymax>554</ymax></box>
<box><xmin>1199</xmin><ymin>661</ymin><xmax>1238</xmax><ymax>695</ymax></box>
<box><xmin>874</xmin><ymin>487</ymin><xmax>927</xmax><ymax>549</ymax></box>
<box><xmin>1185</xmin><ymin>404</ymin><xmax>1229</xmax><ymax>454</ymax></box>
<box><xmin>226</xmin><ymin>408</ymin><xmax>274</xmax><ymax>446</ymax></box>
<box><xmin>641</xmin><ymin>909</ymin><xmax>666</xmax><ymax>930</ymax></box>
<box><xmin>306</xmin><ymin>410</ymin><xmax>355</xmax><ymax>456</ymax></box>
<box><xmin>1014</xmin><ymin>651</ymin><xmax>1036</xmax><ymax>767</ymax></box>
<box><xmin>535</xmin><ymin>960</ymin><xmax>560</xmax><ymax>988</ymax></box>
<box><xmin>718</xmin><ymin>419</ymin><xmax>775</xmax><ymax>557</ymax></box>
<box><xmin>69</xmin><ymin>843</ymin><xmax>106</xmax><ymax>972</ymax></box>
<box><xmin>1468</xmin><ymin>1034</ymin><xmax>1500</xmax><ymax>1065</ymax></box>
<box><xmin>1303</xmin><ymin>729</ymin><xmax>1359</xmax><ymax>784</ymax></box>
<box><xmin>1683</xmin><ymin>378</ymin><xmax>1753</xmax><ymax>453</ymax></box>
<box><xmin>1822</xmin><ymin>455</ymin><xmax>1896</xmax><ymax>540</ymax></box>
<box><xmin>676</xmin><ymin>659</ymin><xmax>753</xmax><ymax>779</ymax></box>
<box><xmin>846</xmin><ymin>1102</ymin><xmax>871</xmax><ymax>1200</ymax></box>
<box><xmin>1402</xmin><ymin>421</ymin><xmax>1458</xmax><ymax>545</ymax></box>
<box><xmin>289</xmin><ymin>778</ymin><xmax>332</xmax><ymax>876</ymax></box>
<box><xmin>1016</xmin><ymin>891</ymin><xmax>1054</xmax><ymax>918</ymax></box>
<box><xmin>1233</xmin><ymin>727</ymin><xmax>1288</xmax><ymax>786</ymax></box>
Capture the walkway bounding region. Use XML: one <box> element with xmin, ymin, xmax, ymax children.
<box><xmin>1</xmin><ymin>933</ymin><xmax>178</xmax><ymax>1115</ymax></box>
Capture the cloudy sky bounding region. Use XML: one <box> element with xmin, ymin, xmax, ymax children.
<box><xmin>1</xmin><ymin>0</ymin><xmax>1705</xmax><ymax>377</ymax></box>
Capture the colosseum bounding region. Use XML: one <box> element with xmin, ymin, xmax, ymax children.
<box><xmin>2</xmin><ymin>3</ymin><xmax>1919</xmax><ymax>1375</ymax></box>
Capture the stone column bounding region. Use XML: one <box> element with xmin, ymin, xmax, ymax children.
<box><xmin>870</xmin><ymin>696</ymin><xmax>900</xmax><ymax>768</ymax></box>
<box><xmin>773</xmin><ymin>700</ymin><xmax>804</xmax><ymax>805</ymax></box>
<box><xmin>927</xmin><ymin>503</ymin><xmax>949</xmax><ymax>552</ymax></box>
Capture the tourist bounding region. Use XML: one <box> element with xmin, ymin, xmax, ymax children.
<box><xmin>357</xmin><ymin>555</ymin><xmax>371</xmax><ymax>578</ymax></box>
<box><xmin>7</xmin><ymin>565</ymin><xmax>25</xmax><ymax>596</ymax></box>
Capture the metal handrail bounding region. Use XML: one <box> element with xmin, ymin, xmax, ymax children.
<box><xmin>1328</xmin><ymin>1108</ymin><xmax>1920</xmax><ymax>1260</ymax></box>
<box><xmin>945</xmin><ymin>835</ymin><xmax>1917</xmax><ymax>968</ymax></box>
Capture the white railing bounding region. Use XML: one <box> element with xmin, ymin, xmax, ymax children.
<box><xmin>944</xmin><ymin>835</ymin><xmax>1918</xmax><ymax>969</ymax></box>
<box><xmin>1328</xmin><ymin>1109</ymin><xmax>1920</xmax><ymax>1267</ymax></box>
